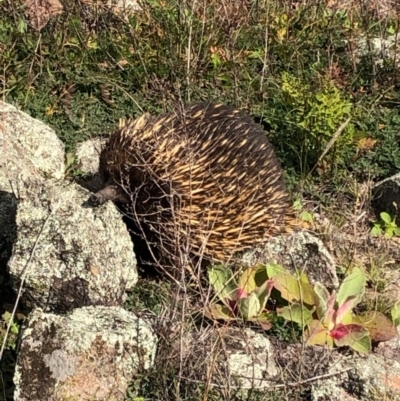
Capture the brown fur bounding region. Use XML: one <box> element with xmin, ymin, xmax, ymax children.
<box><xmin>96</xmin><ymin>102</ymin><xmax>296</xmax><ymax>266</ymax></box>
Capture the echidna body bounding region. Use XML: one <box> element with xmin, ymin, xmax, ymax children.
<box><xmin>91</xmin><ymin>103</ymin><xmax>295</xmax><ymax>265</ymax></box>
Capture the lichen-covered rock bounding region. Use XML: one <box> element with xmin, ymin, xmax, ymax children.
<box><xmin>311</xmin><ymin>353</ymin><xmax>400</xmax><ymax>401</ymax></box>
<box><xmin>75</xmin><ymin>138</ymin><xmax>106</xmax><ymax>176</ymax></box>
<box><xmin>13</xmin><ymin>306</ymin><xmax>157</xmax><ymax>401</ymax></box>
<box><xmin>0</xmin><ymin>101</ymin><xmax>65</xmax><ymax>266</ymax></box>
<box><xmin>240</xmin><ymin>230</ymin><xmax>339</xmax><ymax>289</ymax></box>
<box><xmin>7</xmin><ymin>178</ymin><xmax>137</xmax><ymax>312</ymax></box>
<box><xmin>0</xmin><ymin>101</ymin><xmax>65</xmax><ymax>183</ymax></box>
<box><xmin>74</xmin><ymin>138</ymin><xmax>106</xmax><ymax>193</ymax></box>
<box><xmin>170</xmin><ymin>327</ymin><xmax>279</xmax><ymax>392</ymax></box>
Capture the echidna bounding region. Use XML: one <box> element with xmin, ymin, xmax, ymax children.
<box><xmin>89</xmin><ymin>102</ymin><xmax>296</xmax><ymax>267</ymax></box>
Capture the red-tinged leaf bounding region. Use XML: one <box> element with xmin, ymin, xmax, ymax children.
<box><xmin>330</xmin><ymin>323</ymin><xmax>365</xmax><ymax>340</ymax></box>
<box><xmin>236</xmin><ymin>288</ymin><xmax>248</xmax><ymax>300</ymax></box>
<box><xmin>324</xmin><ymin>293</ymin><xmax>337</xmax><ymax>330</ymax></box>
<box><xmin>335</xmin><ymin>295</ymin><xmax>357</xmax><ymax>325</ymax></box>
<box><xmin>253</xmin><ymin>312</ymin><xmax>274</xmax><ymax>331</ymax></box>
<box><xmin>336</xmin><ymin>267</ymin><xmax>366</xmax><ymax>308</ymax></box>
<box><xmin>333</xmin><ymin>326</ymin><xmax>371</xmax><ymax>353</ymax></box>
<box><xmin>354</xmin><ymin>311</ymin><xmax>398</xmax><ymax>342</ymax></box>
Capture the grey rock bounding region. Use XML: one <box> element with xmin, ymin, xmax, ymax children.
<box><xmin>0</xmin><ymin>101</ymin><xmax>137</xmax><ymax>311</ymax></box>
<box><xmin>75</xmin><ymin>138</ymin><xmax>106</xmax><ymax>193</ymax></box>
<box><xmin>0</xmin><ymin>101</ymin><xmax>65</xmax><ymax>266</ymax></box>
<box><xmin>75</xmin><ymin>138</ymin><xmax>105</xmax><ymax>176</ymax></box>
<box><xmin>7</xmin><ymin>178</ymin><xmax>137</xmax><ymax>312</ymax></box>
<box><xmin>0</xmin><ymin>101</ymin><xmax>65</xmax><ymax>183</ymax></box>
<box><xmin>171</xmin><ymin>327</ymin><xmax>279</xmax><ymax>392</ymax></box>
<box><xmin>310</xmin><ymin>351</ymin><xmax>400</xmax><ymax>400</ymax></box>
<box><xmin>106</xmin><ymin>0</ymin><xmax>142</xmax><ymax>14</ymax></box>
<box><xmin>13</xmin><ymin>306</ymin><xmax>157</xmax><ymax>401</ymax></box>
<box><xmin>239</xmin><ymin>230</ymin><xmax>339</xmax><ymax>289</ymax></box>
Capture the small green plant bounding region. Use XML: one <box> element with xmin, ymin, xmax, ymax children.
<box><xmin>207</xmin><ymin>264</ymin><xmax>398</xmax><ymax>353</ymax></box>
<box><xmin>303</xmin><ymin>268</ymin><xmax>371</xmax><ymax>352</ymax></box>
<box><xmin>206</xmin><ymin>265</ymin><xmax>274</xmax><ymax>330</ymax></box>
<box><xmin>371</xmin><ymin>212</ymin><xmax>400</xmax><ymax>238</ymax></box>
<box><xmin>391</xmin><ymin>302</ymin><xmax>400</xmax><ymax>326</ymax></box>
<box><xmin>1</xmin><ymin>311</ymin><xmax>20</xmax><ymax>350</ymax></box>
<box><xmin>293</xmin><ymin>199</ymin><xmax>315</xmax><ymax>223</ymax></box>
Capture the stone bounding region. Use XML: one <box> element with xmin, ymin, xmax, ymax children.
<box><xmin>13</xmin><ymin>306</ymin><xmax>157</xmax><ymax>401</ymax></box>
<box><xmin>7</xmin><ymin>178</ymin><xmax>137</xmax><ymax>312</ymax></box>
<box><xmin>240</xmin><ymin>230</ymin><xmax>339</xmax><ymax>289</ymax></box>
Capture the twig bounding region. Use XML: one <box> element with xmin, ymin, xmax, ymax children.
<box><xmin>0</xmin><ymin>206</ymin><xmax>56</xmax><ymax>361</ymax></box>
<box><xmin>306</xmin><ymin>116</ymin><xmax>352</xmax><ymax>180</ymax></box>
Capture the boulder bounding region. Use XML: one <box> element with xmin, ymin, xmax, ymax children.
<box><xmin>13</xmin><ymin>306</ymin><xmax>157</xmax><ymax>401</ymax></box>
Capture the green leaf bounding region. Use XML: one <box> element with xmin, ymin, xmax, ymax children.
<box><xmin>300</xmin><ymin>211</ymin><xmax>314</xmax><ymax>222</ymax></box>
<box><xmin>314</xmin><ymin>283</ymin><xmax>330</xmax><ymax>319</ymax></box>
<box><xmin>211</xmin><ymin>53</ymin><xmax>222</xmax><ymax>68</ymax></box>
<box><xmin>255</xmin><ymin>279</ymin><xmax>274</xmax><ymax>312</ymax></box>
<box><xmin>266</xmin><ymin>263</ymin><xmax>286</xmax><ymax>278</ymax></box>
<box><xmin>349</xmin><ymin>334</ymin><xmax>371</xmax><ymax>353</ymax></box>
<box><xmin>293</xmin><ymin>199</ymin><xmax>302</xmax><ymax>211</ymax></box>
<box><xmin>336</xmin><ymin>267</ymin><xmax>366</xmax><ymax>308</ymax></box>
<box><xmin>17</xmin><ymin>19</ymin><xmax>27</xmax><ymax>34</ymax></box>
<box><xmin>273</xmin><ymin>273</ymin><xmax>316</xmax><ymax>305</ymax></box>
<box><xmin>239</xmin><ymin>293</ymin><xmax>261</xmax><ymax>320</ymax></box>
<box><xmin>254</xmin><ymin>264</ymin><xmax>269</xmax><ymax>287</ymax></box>
<box><xmin>277</xmin><ymin>304</ymin><xmax>313</xmax><ymax>327</ymax></box>
<box><xmin>208</xmin><ymin>265</ymin><xmax>237</xmax><ymax>301</ymax></box>
<box><xmin>333</xmin><ymin>325</ymin><xmax>371</xmax><ymax>353</ymax></box>
<box><xmin>392</xmin><ymin>303</ymin><xmax>400</xmax><ymax>326</ymax></box>
<box><xmin>238</xmin><ymin>267</ymin><xmax>257</xmax><ymax>293</ymax></box>
<box><xmin>386</xmin><ymin>227</ymin><xmax>394</xmax><ymax>238</ymax></box>
<box><xmin>335</xmin><ymin>296</ymin><xmax>357</xmax><ymax>325</ymax></box>
<box><xmin>304</xmin><ymin>320</ymin><xmax>330</xmax><ymax>346</ymax></box>
<box><xmin>65</xmin><ymin>152</ymin><xmax>76</xmax><ymax>169</ymax></box>
<box><xmin>380</xmin><ymin>212</ymin><xmax>392</xmax><ymax>224</ymax></box>
<box><xmin>371</xmin><ymin>225</ymin><xmax>382</xmax><ymax>237</ymax></box>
